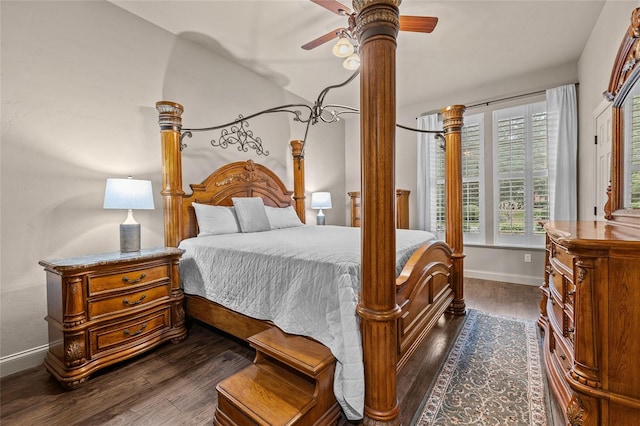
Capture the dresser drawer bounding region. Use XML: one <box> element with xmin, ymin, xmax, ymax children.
<box><xmin>565</xmin><ymin>280</ymin><xmax>576</xmax><ymax>308</ymax></box>
<box><xmin>552</xmin><ymin>327</ymin><xmax>573</xmax><ymax>373</ymax></box>
<box><xmin>550</xmin><ymin>242</ymin><xmax>574</xmax><ymax>273</ymax></box>
<box><xmin>88</xmin><ymin>283</ymin><xmax>170</xmax><ymax>319</ymax></box>
<box><xmin>565</xmin><ymin>312</ymin><xmax>575</xmax><ymax>346</ymax></box>
<box><xmin>549</xmin><ymin>268</ymin><xmax>564</xmax><ymax>301</ymax></box>
<box><xmin>548</xmin><ymin>293</ymin><xmax>564</xmax><ymax>335</ymax></box>
<box><xmin>88</xmin><ymin>264</ymin><xmax>170</xmax><ymax>295</ymax></box>
<box><xmin>89</xmin><ymin>308</ymin><xmax>170</xmax><ymax>357</ymax></box>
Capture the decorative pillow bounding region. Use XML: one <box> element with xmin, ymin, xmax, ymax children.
<box><xmin>192</xmin><ymin>203</ymin><xmax>240</xmax><ymax>236</ymax></box>
<box><xmin>265</xmin><ymin>206</ymin><xmax>304</xmax><ymax>229</ymax></box>
<box><xmin>232</xmin><ymin>197</ymin><xmax>271</xmax><ymax>233</ymax></box>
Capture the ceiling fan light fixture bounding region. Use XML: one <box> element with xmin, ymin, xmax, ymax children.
<box><xmin>332</xmin><ymin>35</ymin><xmax>354</xmax><ymax>58</ymax></box>
<box><xmin>343</xmin><ymin>53</ymin><xmax>360</xmax><ymax>70</ymax></box>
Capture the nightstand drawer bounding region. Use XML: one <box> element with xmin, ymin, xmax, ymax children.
<box><xmin>88</xmin><ymin>283</ymin><xmax>170</xmax><ymax>319</ymax></box>
<box><xmin>88</xmin><ymin>264</ymin><xmax>170</xmax><ymax>295</ymax></box>
<box><xmin>89</xmin><ymin>308</ymin><xmax>170</xmax><ymax>357</ymax></box>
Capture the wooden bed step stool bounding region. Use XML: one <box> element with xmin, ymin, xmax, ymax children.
<box><xmin>214</xmin><ymin>327</ymin><xmax>341</xmax><ymax>426</ymax></box>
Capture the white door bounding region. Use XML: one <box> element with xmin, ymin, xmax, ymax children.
<box><xmin>594</xmin><ymin>100</ymin><xmax>613</xmax><ymax>220</ymax></box>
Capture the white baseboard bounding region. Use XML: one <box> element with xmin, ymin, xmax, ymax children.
<box><xmin>465</xmin><ymin>269</ymin><xmax>543</xmax><ymax>286</ymax></box>
<box><xmin>0</xmin><ymin>344</ymin><xmax>48</xmax><ymax>378</ymax></box>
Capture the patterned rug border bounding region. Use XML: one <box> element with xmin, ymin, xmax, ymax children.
<box><xmin>413</xmin><ymin>309</ymin><xmax>548</xmax><ymax>425</ymax></box>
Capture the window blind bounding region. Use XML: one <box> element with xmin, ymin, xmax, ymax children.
<box><xmin>493</xmin><ymin>102</ymin><xmax>548</xmax><ymax>246</ymax></box>
<box><xmin>628</xmin><ymin>94</ymin><xmax>640</xmax><ymax>208</ymax></box>
<box><xmin>431</xmin><ymin>113</ymin><xmax>484</xmax><ymax>242</ymax></box>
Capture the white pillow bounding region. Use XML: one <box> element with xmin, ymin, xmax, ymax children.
<box><xmin>232</xmin><ymin>197</ymin><xmax>271</xmax><ymax>233</ymax></box>
<box><xmin>265</xmin><ymin>206</ymin><xmax>304</xmax><ymax>229</ymax></box>
<box><xmin>192</xmin><ymin>203</ymin><xmax>240</xmax><ymax>236</ymax></box>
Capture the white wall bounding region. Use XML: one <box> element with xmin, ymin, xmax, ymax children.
<box><xmin>0</xmin><ymin>1</ymin><xmax>345</xmax><ymax>375</ymax></box>
<box><xmin>577</xmin><ymin>1</ymin><xmax>635</xmax><ymax>220</ymax></box>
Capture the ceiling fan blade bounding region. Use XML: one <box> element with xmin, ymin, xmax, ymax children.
<box><xmin>399</xmin><ymin>16</ymin><xmax>438</xmax><ymax>33</ymax></box>
<box><xmin>302</xmin><ymin>28</ymin><xmax>343</xmax><ymax>50</ymax></box>
<box><xmin>310</xmin><ymin>0</ymin><xmax>351</xmax><ymax>16</ymax></box>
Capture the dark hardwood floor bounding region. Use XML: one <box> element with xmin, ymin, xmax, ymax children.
<box><xmin>0</xmin><ymin>279</ymin><xmax>545</xmax><ymax>426</ymax></box>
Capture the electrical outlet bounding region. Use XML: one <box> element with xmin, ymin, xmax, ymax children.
<box><xmin>524</xmin><ymin>253</ymin><xmax>532</xmax><ymax>263</ymax></box>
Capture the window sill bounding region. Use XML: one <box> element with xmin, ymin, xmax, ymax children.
<box><xmin>463</xmin><ymin>243</ymin><xmax>545</xmax><ymax>251</ymax></box>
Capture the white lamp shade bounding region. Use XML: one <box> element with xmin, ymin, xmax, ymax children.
<box><xmin>311</xmin><ymin>192</ymin><xmax>332</xmax><ymax>209</ymax></box>
<box><xmin>332</xmin><ymin>36</ymin><xmax>354</xmax><ymax>58</ymax></box>
<box><xmin>343</xmin><ymin>53</ymin><xmax>360</xmax><ymax>70</ymax></box>
<box><xmin>103</xmin><ymin>178</ymin><xmax>155</xmax><ymax>210</ymax></box>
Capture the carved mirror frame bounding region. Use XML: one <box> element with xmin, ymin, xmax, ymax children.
<box><xmin>604</xmin><ymin>7</ymin><xmax>640</xmax><ymax>226</ymax></box>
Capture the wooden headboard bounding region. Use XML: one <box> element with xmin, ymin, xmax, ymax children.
<box><xmin>181</xmin><ymin>159</ymin><xmax>297</xmax><ymax>240</ymax></box>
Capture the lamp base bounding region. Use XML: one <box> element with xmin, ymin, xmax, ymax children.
<box><xmin>316</xmin><ymin>214</ymin><xmax>326</xmax><ymax>226</ymax></box>
<box><xmin>120</xmin><ymin>223</ymin><xmax>141</xmax><ymax>253</ymax></box>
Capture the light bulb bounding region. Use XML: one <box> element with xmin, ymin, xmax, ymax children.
<box><xmin>332</xmin><ymin>36</ymin><xmax>354</xmax><ymax>58</ymax></box>
<box><xmin>343</xmin><ymin>53</ymin><xmax>360</xmax><ymax>70</ymax></box>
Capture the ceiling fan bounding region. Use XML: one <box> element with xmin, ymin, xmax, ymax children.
<box><xmin>302</xmin><ymin>0</ymin><xmax>438</xmax><ymax>54</ymax></box>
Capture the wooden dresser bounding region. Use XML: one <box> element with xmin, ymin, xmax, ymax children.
<box><xmin>348</xmin><ymin>189</ymin><xmax>410</xmax><ymax>229</ymax></box>
<box><xmin>539</xmin><ymin>221</ymin><xmax>640</xmax><ymax>425</ymax></box>
<box><xmin>40</xmin><ymin>247</ymin><xmax>186</xmax><ymax>388</ymax></box>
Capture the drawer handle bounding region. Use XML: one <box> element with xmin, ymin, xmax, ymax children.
<box><xmin>122</xmin><ymin>273</ymin><xmax>146</xmax><ymax>284</ymax></box>
<box><xmin>559</xmin><ymin>354</ymin><xmax>566</xmax><ymax>360</ymax></box>
<box><xmin>567</xmin><ymin>290</ymin><xmax>575</xmax><ymax>296</ymax></box>
<box><xmin>123</xmin><ymin>323</ymin><xmax>147</xmax><ymax>337</ymax></box>
<box><xmin>122</xmin><ymin>294</ymin><xmax>146</xmax><ymax>306</ymax></box>
<box><xmin>567</xmin><ymin>327</ymin><xmax>575</xmax><ymax>333</ymax></box>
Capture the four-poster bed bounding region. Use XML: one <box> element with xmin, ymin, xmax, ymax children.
<box><xmin>156</xmin><ymin>1</ymin><xmax>466</xmax><ymax>424</ymax></box>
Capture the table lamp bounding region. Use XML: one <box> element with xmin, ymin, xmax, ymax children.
<box><xmin>311</xmin><ymin>192</ymin><xmax>332</xmax><ymax>225</ymax></box>
<box><xmin>103</xmin><ymin>176</ymin><xmax>154</xmax><ymax>252</ymax></box>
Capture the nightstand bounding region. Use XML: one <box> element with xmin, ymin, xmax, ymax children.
<box><xmin>40</xmin><ymin>247</ymin><xmax>186</xmax><ymax>389</ymax></box>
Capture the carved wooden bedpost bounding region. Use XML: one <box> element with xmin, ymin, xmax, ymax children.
<box><xmin>354</xmin><ymin>0</ymin><xmax>402</xmax><ymax>424</ymax></box>
<box><xmin>290</xmin><ymin>140</ymin><xmax>306</xmax><ymax>223</ymax></box>
<box><xmin>442</xmin><ymin>105</ymin><xmax>467</xmax><ymax>315</ymax></box>
<box><xmin>156</xmin><ymin>101</ymin><xmax>185</xmax><ymax>248</ymax></box>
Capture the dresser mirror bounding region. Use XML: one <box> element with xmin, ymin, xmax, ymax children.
<box><xmin>605</xmin><ymin>7</ymin><xmax>640</xmax><ymax>225</ymax></box>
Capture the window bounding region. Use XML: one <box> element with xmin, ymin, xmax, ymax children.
<box><xmin>430</xmin><ymin>113</ymin><xmax>484</xmax><ymax>243</ymax></box>
<box><xmin>418</xmin><ymin>97</ymin><xmax>557</xmax><ymax>248</ymax></box>
<box><xmin>461</xmin><ymin>116</ymin><xmax>483</xmax><ymax>240</ymax></box>
<box><xmin>493</xmin><ymin>102</ymin><xmax>548</xmax><ymax>246</ymax></box>
<box><xmin>625</xmin><ymin>92</ymin><xmax>640</xmax><ymax>208</ymax></box>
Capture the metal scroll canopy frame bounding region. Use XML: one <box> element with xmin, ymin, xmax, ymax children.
<box><xmin>179</xmin><ymin>70</ymin><xmax>445</xmax><ymax>156</ymax></box>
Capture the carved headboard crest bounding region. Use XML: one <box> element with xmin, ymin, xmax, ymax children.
<box><xmin>215</xmin><ymin>160</ymin><xmax>274</xmax><ymax>189</ymax></box>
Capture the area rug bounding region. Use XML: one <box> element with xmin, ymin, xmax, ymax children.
<box><xmin>414</xmin><ymin>309</ymin><xmax>548</xmax><ymax>425</ymax></box>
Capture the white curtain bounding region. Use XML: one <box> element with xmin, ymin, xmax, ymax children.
<box><xmin>547</xmin><ymin>84</ymin><xmax>578</xmax><ymax>221</ymax></box>
<box><xmin>417</xmin><ymin>114</ymin><xmax>439</xmax><ymax>231</ymax></box>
